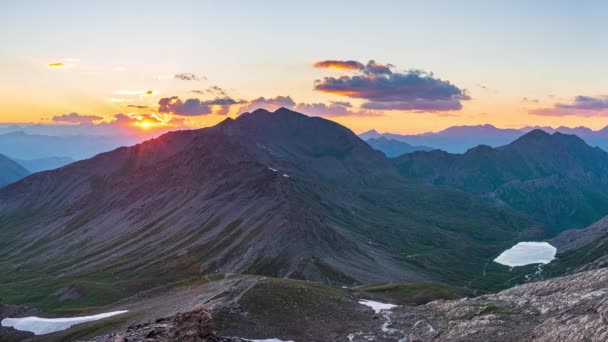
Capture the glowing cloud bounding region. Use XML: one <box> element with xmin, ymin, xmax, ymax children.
<box><xmin>52</xmin><ymin>113</ymin><xmax>103</xmax><ymax>125</ymax></box>
<box><xmin>314</xmin><ymin>60</ymin><xmax>469</xmax><ymax>112</ymax></box>
<box><xmin>47</xmin><ymin>58</ymin><xmax>80</xmax><ymax>69</ymax></box>
<box><xmin>313</xmin><ymin>60</ymin><xmax>365</xmax><ymax>71</ymax></box>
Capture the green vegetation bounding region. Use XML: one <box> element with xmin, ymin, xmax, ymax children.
<box><xmin>353</xmin><ymin>281</ymin><xmax>469</xmax><ymax>305</ymax></box>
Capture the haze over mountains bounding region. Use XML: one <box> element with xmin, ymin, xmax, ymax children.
<box><xmin>365</xmin><ymin>137</ymin><xmax>434</xmax><ymax>157</ymax></box>
<box><xmin>0</xmin><ymin>131</ymin><xmax>142</xmax><ymax>160</ymax></box>
<box><xmin>0</xmin><ymin>154</ymin><xmax>29</xmax><ymax>187</ymax></box>
<box><xmin>362</xmin><ymin>124</ymin><xmax>608</xmax><ymax>153</ymax></box>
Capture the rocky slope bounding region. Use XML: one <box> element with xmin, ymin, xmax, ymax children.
<box><xmin>72</xmin><ymin>267</ymin><xmax>608</xmax><ymax>342</ymax></box>
<box><xmin>551</xmin><ymin>213</ymin><xmax>608</xmax><ymax>252</ymax></box>
<box><xmin>394</xmin><ymin>129</ymin><xmax>608</xmax><ymax>234</ymax></box>
<box><xmin>0</xmin><ymin>153</ymin><xmax>29</xmax><ymax>187</ymax></box>
<box><xmin>395</xmin><ymin>267</ymin><xmax>608</xmax><ymax>341</ymax></box>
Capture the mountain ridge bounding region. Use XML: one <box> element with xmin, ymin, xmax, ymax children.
<box><xmin>394</xmin><ymin>129</ymin><xmax>608</xmax><ymax>234</ymax></box>
<box><xmin>364</xmin><ymin>124</ymin><xmax>608</xmax><ymax>153</ymax></box>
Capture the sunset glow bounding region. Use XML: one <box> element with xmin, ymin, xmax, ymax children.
<box><xmin>1</xmin><ymin>1</ymin><xmax>608</xmax><ymax>136</ymax></box>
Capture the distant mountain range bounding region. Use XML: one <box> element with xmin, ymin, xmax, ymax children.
<box><xmin>0</xmin><ymin>131</ymin><xmax>142</xmax><ymax>160</ymax></box>
<box><xmin>11</xmin><ymin>156</ymin><xmax>74</xmax><ymax>173</ymax></box>
<box><xmin>361</xmin><ymin>124</ymin><xmax>608</xmax><ymax>153</ymax></box>
<box><xmin>0</xmin><ymin>154</ymin><xmax>29</xmax><ymax>187</ymax></box>
<box><xmin>365</xmin><ymin>137</ymin><xmax>434</xmax><ymax>157</ymax></box>
<box><xmin>0</xmin><ymin>108</ymin><xmax>543</xmax><ymax>308</ymax></box>
<box><xmin>394</xmin><ymin>130</ymin><xmax>608</xmax><ymax>235</ymax></box>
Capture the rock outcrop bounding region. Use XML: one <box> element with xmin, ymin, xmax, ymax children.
<box><xmin>387</xmin><ymin>267</ymin><xmax>608</xmax><ymax>341</ymax></box>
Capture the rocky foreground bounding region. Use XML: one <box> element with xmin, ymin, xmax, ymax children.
<box><xmin>392</xmin><ymin>267</ymin><xmax>608</xmax><ymax>341</ymax></box>
<box><xmin>83</xmin><ymin>268</ymin><xmax>608</xmax><ymax>342</ymax></box>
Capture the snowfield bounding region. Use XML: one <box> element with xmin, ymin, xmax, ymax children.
<box><xmin>1</xmin><ymin>310</ymin><xmax>128</xmax><ymax>335</ymax></box>
<box><xmin>358</xmin><ymin>299</ymin><xmax>398</xmax><ymax>313</ymax></box>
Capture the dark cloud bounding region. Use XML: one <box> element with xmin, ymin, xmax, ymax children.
<box><xmin>364</xmin><ymin>60</ymin><xmax>393</xmax><ymax>75</ymax></box>
<box><xmin>174</xmin><ymin>73</ymin><xmax>206</xmax><ymax>81</ymax></box>
<box><xmin>127</xmin><ymin>105</ymin><xmax>149</xmax><ymax>109</ymax></box>
<box><xmin>158</xmin><ymin>96</ymin><xmax>241</xmax><ymax>116</ymax></box>
<box><xmin>314</xmin><ymin>62</ymin><xmax>469</xmax><ymax>112</ymax></box>
<box><xmin>52</xmin><ymin>113</ymin><xmax>103</xmax><ymax>124</ymax></box>
<box><xmin>237</xmin><ymin>96</ymin><xmax>377</xmax><ymax>117</ymax></box>
<box><xmin>530</xmin><ymin>96</ymin><xmax>608</xmax><ymax>116</ymax></box>
<box><xmin>330</xmin><ymin>101</ymin><xmax>352</xmax><ymax>108</ymax></box>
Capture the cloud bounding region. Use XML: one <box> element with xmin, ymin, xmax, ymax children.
<box><xmin>191</xmin><ymin>86</ymin><xmax>229</xmax><ymax>97</ymax></box>
<box><xmin>237</xmin><ymin>96</ymin><xmax>377</xmax><ymax>117</ymax></box>
<box><xmin>313</xmin><ymin>60</ymin><xmax>394</xmax><ymax>75</ymax></box>
<box><xmin>530</xmin><ymin>95</ymin><xmax>608</xmax><ymax>116</ymax></box>
<box><xmin>174</xmin><ymin>73</ymin><xmax>206</xmax><ymax>81</ymax></box>
<box><xmin>522</xmin><ymin>97</ymin><xmax>540</xmax><ymax>104</ymax></box>
<box><xmin>330</xmin><ymin>101</ymin><xmax>352</xmax><ymax>108</ymax></box>
<box><xmin>127</xmin><ymin>105</ymin><xmax>149</xmax><ymax>109</ymax></box>
<box><xmin>314</xmin><ymin>61</ymin><xmax>469</xmax><ymax>112</ymax></box>
<box><xmin>52</xmin><ymin>113</ymin><xmax>103</xmax><ymax>124</ymax></box>
<box><xmin>47</xmin><ymin>58</ymin><xmax>80</xmax><ymax>69</ymax></box>
<box><xmin>158</xmin><ymin>96</ymin><xmax>241</xmax><ymax>116</ymax></box>
<box><xmin>313</xmin><ymin>60</ymin><xmax>365</xmax><ymax>71</ymax></box>
<box><xmin>107</xmin><ymin>98</ymin><xmax>131</xmax><ymax>103</ymax></box>
<box><xmin>237</xmin><ymin>96</ymin><xmax>297</xmax><ymax>114</ymax></box>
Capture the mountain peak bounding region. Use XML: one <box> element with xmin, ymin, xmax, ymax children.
<box><xmin>510</xmin><ymin>129</ymin><xmax>551</xmax><ymax>144</ymax></box>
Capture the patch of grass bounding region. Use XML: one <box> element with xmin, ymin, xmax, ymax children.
<box><xmin>353</xmin><ymin>281</ymin><xmax>469</xmax><ymax>305</ymax></box>
<box><xmin>468</xmin><ymin>303</ymin><xmax>520</xmax><ymax>318</ymax></box>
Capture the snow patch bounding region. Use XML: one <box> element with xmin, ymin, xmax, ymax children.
<box><xmin>268</xmin><ymin>167</ymin><xmax>277</xmax><ymax>172</ymax></box>
<box><xmin>358</xmin><ymin>299</ymin><xmax>397</xmax><ymax>314</ymax></box>
<box><xmin>494</xmin><ymin>241</ymin><xmax>556</xmax><ymax>267</ymax></box>
<box><xmin>282</xmin><ymin>174</ymin><xmax>290</xmax><ymax>178</ymax></box>
<box><xmin>1</xmin><ymin>311</ymin><xmax>128</xmax><ymax>335</ymax></box>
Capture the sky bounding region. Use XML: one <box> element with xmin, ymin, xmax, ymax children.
<box><xmin>1</xmin><ymin>0</ymin><xmax>608</xmax><ymax>135</ymax></box>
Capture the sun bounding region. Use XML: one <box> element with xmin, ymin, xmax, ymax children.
<box><xmin>134</xmin><ymin>120</ymin><xmax>160</xmax><ymax>130</ymax></box>
<box><xmin>138</xmin><ymin>121</ymin><xmax>153</xmax><ymax>128</ymax></box>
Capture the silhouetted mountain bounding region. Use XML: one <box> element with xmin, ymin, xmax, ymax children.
<box><xmin>366</xmin><ymin>137</ymin><xmax>435</xmax><ymax>157</ymax></box>
<box><xmin>363</xmin><ymin>125</ymin><xmax>523</xmax><ymax>153</ymax></box>
<box><xmin>0</xmin><ymin>108</ymin><xmax>541</xmax><ymax>307</ymax></box>
<box><xmin>394</xmin><ymin>130</ymin><xmax>608</xmax><ymax>235</ymax></box>
<box><xmin>364</xmin><ymin>124</ymin><xmax>608</xmax><ymax>153</ymax></box>
<box><xmin>0</xmin><ymin>153</ymin><xmax>29</xmax><ymax>187</ymax></box>
<box><xmin>11</xmin><ymin>156</ymin><xmax>74</xmax><ymax>173</ymax></box>
<box><xmin>358</xmin><ymin>129</ymin><xmax>382</xmax><ymax>140</ymax></box>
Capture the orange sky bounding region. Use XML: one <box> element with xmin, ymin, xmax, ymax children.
<box><xmin>2</xmin><ymin>2</ymin><xmax>608</xmax><ymax>135</ymax></box>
